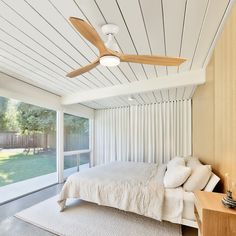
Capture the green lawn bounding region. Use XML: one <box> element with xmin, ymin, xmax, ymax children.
<box><xmin>0</xmin><ymin>150</ymin><xmax>89</xmax><ymax>187</ymax></box>
<box><xmin>0</xmin><ymin>151</ymin><xmax>56</xmax><ymax>187</ymax></box>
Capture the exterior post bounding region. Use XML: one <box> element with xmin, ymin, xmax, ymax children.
<box><xmin>57</xmin><ymin>110</ymin><xmax>64</xmax><ymax>183</ymax></box>
<box><xmin>77</xmin><ymin>154</ymin><xmax>80</xmax><ymax>172</ymax></box>
<box><xmin>89</xmin><ymin>118</ymin><xmax>94</xmax><ymax>167</ymax></box>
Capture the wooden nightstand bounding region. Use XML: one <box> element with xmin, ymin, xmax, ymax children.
<box><xmin>194</xmin><ymin>191</ymin><xmax>236</xmax><ymax>236</ymax></box>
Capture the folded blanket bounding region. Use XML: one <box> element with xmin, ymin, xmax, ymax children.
<box><xmin>58</xmin><ymin>161</ymin><xmax>167</xmax><ymax>221</ymax></box>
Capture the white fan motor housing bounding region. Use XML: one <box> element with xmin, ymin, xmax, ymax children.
<box><xmin>101</xmin><ymin>24</ymin><xmax>119</xmax><ymax>35</ymax></box>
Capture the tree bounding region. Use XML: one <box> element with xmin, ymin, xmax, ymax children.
<box><xmin>64</xmin><ymin>114</ymin><xmax>89</xmax><ymax>133</ymax></box>
<box><xmin>64</xmin><ymin>114</ymin><xmax>89</xmax><ymax>151</ymax></box>
<box><xmin>17</xmin><ymin>103</ymin><xmax>56</xmax><ymax>153</ymax></box>
<box><xmin>0</xmin><ymin>97</ymin><xmax>9</xmax><ymax>131</ymax></box>
<box><xmin>5</xmin><ymin>99</ymin><xmax>19</xmax><ymax>132</ymax></box>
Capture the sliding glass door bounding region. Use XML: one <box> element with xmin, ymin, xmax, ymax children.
<box><xmin>0</xmin><ymin>96</ymin><xmax>57</xmax><ymax>188</ymax></box>
<box><xmin>0</xmin><ymin>95</ymin><xmax>92</xmax><ymax>202</ymax></box>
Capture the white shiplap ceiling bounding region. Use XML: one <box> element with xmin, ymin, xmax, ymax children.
<box><xmin>0</xmin><ymin>0</ymin><xmax>234</xmax><ymax>109</ymax></box>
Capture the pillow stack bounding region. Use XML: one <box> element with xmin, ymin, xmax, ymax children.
<box><xmin>183</xmin><ymin>157</ymin><xmax>212</xmax><ymax>192</ymax></box>
<box><xmin>164</xmin><ymin>156</ymin><xmax>212</xmax><ymax>191</ymax></box>
<box><xmin>164</xmin><ymin>157</ymin><xmax>191</xmax><ymax>188</ymax></box>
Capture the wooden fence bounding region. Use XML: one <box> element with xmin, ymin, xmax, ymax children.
<box><xmin>0</xmin><ymin>132</ymin><xmax>56</xmax><ymax>149</ymax></box>
<box><xmin>0</xmin><ymin>132</ymin><xmax>89</xmax><ymax>150</ymax></box>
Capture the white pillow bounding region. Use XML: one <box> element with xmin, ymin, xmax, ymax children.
<box><xmin>167</xmin><ymin>156</ymin><xmax>185</xmax><ymax>168</ymax></box>
<box><xmin>204</xmin><ymin>173</ymin><xmax>220</xmax><ymax>192</ymax></box>
<box><xmin>186</xmin><ymin>156</ymin><xmax>202</xmax><ymax>169</ymax></box>
<box><xmin>164</xmin><ymin>165</ymin><xmax>191</xmax><ymax>188</ymax></box>
<box><xmin>183</xmin><ymin>165</ymin><xmax>212</xmax><ymax>192</ymax></box>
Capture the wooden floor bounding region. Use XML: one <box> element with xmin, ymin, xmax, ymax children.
<box><xmin>0</xmin><ymin>184</ymin><xmax>197</xmax><ymax>236</ymax></box>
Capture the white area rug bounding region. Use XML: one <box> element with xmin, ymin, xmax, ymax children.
<box><xmin>15</xmin><ymin>196</ymin><xmax>182</xmax><ymax>236</ymax></box>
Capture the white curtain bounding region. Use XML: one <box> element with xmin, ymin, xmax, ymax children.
<box><xmin>94</xmin><ymin>100</ymin><xmax>191</xmax><ymax>166</ymax></box>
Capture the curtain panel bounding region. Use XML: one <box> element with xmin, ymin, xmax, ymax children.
<box><xmin>93</xmin><ymin>100</ymin><xmax>191</xmax><ymax>166</ymax></box>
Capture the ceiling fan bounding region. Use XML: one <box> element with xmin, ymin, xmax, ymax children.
<box><xmin>66</xmin><ymin>17</ymin><xmax>186</xmax><ymax>78</ymax></box>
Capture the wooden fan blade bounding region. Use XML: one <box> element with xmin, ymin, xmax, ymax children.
<box><xmin>66</xmin><ymin>59</ymin><xmax>100</xmax><ymax>78</ymax></box>
<box><xmin>120</xmin><ymin>54</ymin><xmax>186</xmax><ymax>66</ymax></box>
<box><xmin>69</xmin><ymin>17</ymin><xmax>107</xmax><ymax>54</ymax></box>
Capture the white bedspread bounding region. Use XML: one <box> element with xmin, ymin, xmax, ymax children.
<box><xmin>58</xmin><ymin>161</ymin><xmax>167</xmax><ymax>221</ymax></box>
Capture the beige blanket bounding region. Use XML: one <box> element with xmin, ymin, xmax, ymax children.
<box><xmin>58</xmin><ymin>161</ymin><xmax>167</xmax><ymax>221</ymax></box>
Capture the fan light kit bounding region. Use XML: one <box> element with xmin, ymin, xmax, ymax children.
<box><xmin>66</xmin><ymin>17</ymin><xmax>187</xmax><ymax>78</ymax></box>
<box><xmin>100</xmin><ymin>55</ymin><xmax>120</xmax><ymax>67</ymax></box>
<box><xmin>99</xmin><ymin>24</ymin><xmax>120</xmax><ymax>67</ymax></box>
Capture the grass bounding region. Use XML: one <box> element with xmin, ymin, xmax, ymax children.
<box><xmin>0</xmin><ymin>149</ymin><xmax>89</xmax><ymax>187</ymax></box>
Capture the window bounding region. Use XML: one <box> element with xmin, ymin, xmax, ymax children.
<box><xmin>64</xmin><ymin>113</ymin><xmax>89</xmax><ymax>151</ymax></box>
<box><xmin>0</xmin><ymin>96</ymin><xmax>57</xmax><ymax>188</ymax></box>
<box><xmin>63</xmin><ymin>113</ymin><xmax>90</xmax><ymax>177</ymax></box>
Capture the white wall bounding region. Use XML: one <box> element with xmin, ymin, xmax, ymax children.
<box><xmin>62</xmin><ymin>104</ymin><xmax>94</xmax><ymax>120</ymax></box>
<box><xmin>0</xmin><ymin>72</ymin><xmax>94</xmax><ymax>118</ymax></box>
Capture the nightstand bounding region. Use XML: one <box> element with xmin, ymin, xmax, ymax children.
<box><xmin>194</xmin><ymin>191</ymin><xmax>236</xmax><ymax>236</ymax></box>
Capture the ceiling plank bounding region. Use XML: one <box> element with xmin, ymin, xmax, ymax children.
<box><xmin>139</xmin><ymin>0</ymin><xmax>167</xmax><ymax>77</ymax></box>
<box><xmin>178</xmin><ymin>0</ymin><xmax>209</xmax><ymax>72</ymax></box>
<box><xmin>139</xmin><ymin>93</ymin><xmax>151</xmax><ymax>104</ymax></box>
<box><xmin>0</xmin><ymin>38</ymin><xmax>83</xmax><ymax>92</ymax></box>
<box><xmin>144</xmin><ymin>92</ymin><xmax>157</xmax><ymax>104</ymax></box>
<box><xmin>0</xmin><ymin>47</ymin><xmax>76</xmax><ymax>94</ymax></box>
<box><xmin>176</xmin><ymin>86</ymin><xmax>185</xmax><ymax>100</ymax></box>
<box><xmin>0</xmin><ymin>57</ymin><xmax>66</xmax><ymax>95</ymax></box>
<box><xmin>116</xmin><ymin>0</ymin><xmax>156</xmax><ymax>79</ymax></box>
<box><xmin>153</xmin><ymin>90</ymin><xmax>163</xmax><ymax>103</ymax></box>
<box><xmin>162</xmin><ymin>0</ymin><xmax>187</xmax><ymax>74</ymax></box>
<box><xmin>168</xmin><ymin>88</ymin><xmax>177</xmax><ymax>101</ymax></box>
<box><xmin>191</xmin><ymin>0</ymin><xmax>230</xmax><ymax>69</ymax></box>
<box><xmin>160</xmin><ymin>89</ymin><xmax>169</xmax><ymax>102</ymax></box>
<box><xmin>0</xmin><ymin>29</ymin><xmax>89</xmax><ymax>90</ymax></box>
<box><xmin>133</xmin><ymin>94</ymin><xmax>146</xmax><ymax>104</ymax></box>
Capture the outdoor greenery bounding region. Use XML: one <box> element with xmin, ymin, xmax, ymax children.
<box><xmin>0</xmin><ymin>97</ymin><xmax>9</xmax><ymax>131</ymax></box>
<box><xmin>0</xmin><ymin>150</ymin><xmax>56</xmax><ymax>187</ymax></box>
<box><xmin>0</xmin><ymin>150</ymin><xmax>89</xmax><ymax>187</ymax></box>
<box><xmin>0</xmin><ymin>96</ymin><xmax>89</xmax><ymax>187</ymax></box>
<box><xmin>17</xmin><ymin>102</ymin><xmax>56</xmax><ymax>135</ymax></box>
<box><xmin>64</xmin><ymin>113</ymin><xmax>89</xmax><ymax>133</ymax></box>
<box><xmin>0</xmin><ymin>96</ymin><xmax>88</xmax><ymax>135</ymax></box>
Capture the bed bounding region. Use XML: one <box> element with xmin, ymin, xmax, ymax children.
<box><xmin>163</xmin><ymin>172</ymin><xmax>220</xmax><ymax>228</ymax></box>
<box><xmin>58</xmin><ymin>161</ymin><xmax>219</xmax><ymax>228</ymax></box>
